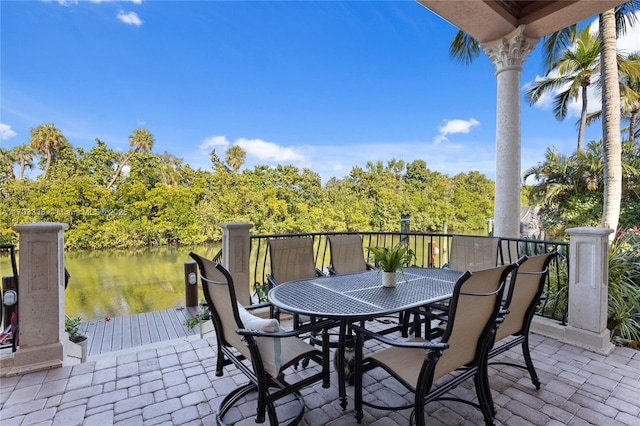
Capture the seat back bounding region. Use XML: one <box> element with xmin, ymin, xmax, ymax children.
<box><xmin>496</xmin><ymin>252</ymin><xmax>557</xmax><ymax>341</ymax></box>
<box><xmin>448</xmin><ymin>236</ymin><xmax>500</xmax><ymax>271</ymax></box>
<box><xmin>434</xmin><ymin>263</ymin><xmax>515</xmax><ymax>381</ymax></box>
<box><xmin>328</xmin><ymin>234</ymin><xmax>369</xmax><ymax>274</ymax></box>
<box><xmin>268</xmin><ymin>237</ymin><xmax>319</xmax><ymax>283</ymax></box>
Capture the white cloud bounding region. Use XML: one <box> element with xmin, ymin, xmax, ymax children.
<box><xmin>434</xmin><ymin>118</ymin><xmax>480</xmax><ymax>143</ymax></box>
<box><xmin>117</xmin><ymin>10</ymin><xmax>142</xmax><ymax>26</ymax></box>
<box><xmin>589</xmin><ymin>11</ymin><xmax>640</xmax><ymax>55</ymax></box>
<box><xmin>199</xmin><ymin>135</ymin><xmax>230</xmax><ymax>151</ymax></box>
<box><xmin>0</xmin><ymin>123</ymin><xmax>17</xmax><ymax>141</ymax></box>
<box><xmin>235</xmin><ymin>138</ymin><xmax>306</xmax><ymax>163</ymax></box>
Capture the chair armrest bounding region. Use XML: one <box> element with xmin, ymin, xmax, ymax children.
<box><xmin>237</xmin><ymin>319</ymin><xmax>337</xmax><ymax>339</ymax></box>
<box><xmin>327</xmin><ymin>267</ymin><xmax>338</xmax><ymax>275</ymax></box>
<box><xmin>352</xmin><ymin>324</ymin><xmax>449</xmax><ymax>350</ymax></box>
<box><xmin>315</xmin><ymin>268</ymin><xmax>326</xmax><ymax>277</ymax></box>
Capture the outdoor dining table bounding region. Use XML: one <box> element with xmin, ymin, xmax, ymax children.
<box><xmin>268</xmin><ymin>267</ymin><xmax>465</xmax><ymax>410</ymax></box>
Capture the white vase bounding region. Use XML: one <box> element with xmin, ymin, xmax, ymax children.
<box><xmin>76</xmin><ymin>337</ymin><xmax>88</xmax><ymax>363</ymax></box>
<box><xmin>382</xmin><ymin>271</ymin><xmax>397</xmax><ymax>288</ymax></box>
<box><xmin>200</xmin><ymin>319</ymin><xmax>215</xmax><ymax>339</ymax></box>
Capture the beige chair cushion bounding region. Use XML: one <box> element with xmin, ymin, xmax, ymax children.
<box><xmin>268</xmin><ymin>237</ymin><xmax>319</xmax><ymax>283</ymax></box>
<box><xmin>448</xmin><ymin>236</ymin><xmax>499</xmax><ymax>272</ymax></box>
<box><xmin>328</xmin><ymin>234</ymin><xmax>369</xmax><ymax>274</ymax></box>
<box><xmin>237</xmin><ymin>303</ymin><xmax>282</xmax><ymax>377</ymax></box>
<box><xmin>495</xmin><ymin>253</ymin><xmax>551</xmax><ymax>341</ymax></box>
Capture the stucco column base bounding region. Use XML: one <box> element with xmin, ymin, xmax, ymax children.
<box><xmin>5</xmin><ymin>342</ymin><xmax>64</xmax><ymax>376</ymax></box>
<box><xmin>531</xmin><ymin>317</ymin><xmax>615</xmax><ymax>355</ymax></box>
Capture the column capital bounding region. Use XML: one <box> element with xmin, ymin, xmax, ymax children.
<box><xmin>481</xmin><ymin>25</ymin><xmax>538</xmax><ymax>73</ymax></box>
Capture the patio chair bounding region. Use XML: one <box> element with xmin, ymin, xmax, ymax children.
<box><xmin>353</xmin><ymin>262</ymin><xmax>517</xmax><ymax>426</ymax></box>
<box><xmin>266</xmin><ymin>237</ymin><xmax>325</xmax><ymax>328</ymax></box>
<box><xmin>407</xmin><ymin>235</ymin><xmax>501</xmax><ymax>337</ymax></box>
<box><xmin>446</xmin><ymin>235</ymin><xmax>500</xmax><ymax>271</ymax></box>
<box><xmin>327</xmin><ymin>234</ymin><xmax>374</xmax><ymax>275</ymax></box>
<box><xmin>482</xmin><ymin>251</ymin><xmax>558</xmax><ymax>414</ymax></box>
<box><xmin>189</xmin><ymin>252</ymin><xmax>332</xmax><ymax>425</ymax></box>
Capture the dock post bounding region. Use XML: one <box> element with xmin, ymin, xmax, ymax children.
<box><xmin>184</xmin><ymin>261</ymin><xmax>198</xmax><ymax>307</ymax></box>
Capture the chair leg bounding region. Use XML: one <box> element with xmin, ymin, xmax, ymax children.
<box><xmin>354</xmin><ymin>333</ymin><xmax>364</xmax><ymax>423</ymax></box>
<box><xmin>522</xmin><ymin>334</ymin><xmax>541</xmax><ymax>389</ymax></box>
<box><xmin>216</xmin><ymin>346</ymin><xmax>225</xmax><ymax>376</ymax></box>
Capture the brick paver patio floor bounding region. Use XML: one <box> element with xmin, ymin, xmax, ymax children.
<box><xmin>1</xmin><ymin>320</ymin><xmax>639</xmax><ymax>425</ymax></box>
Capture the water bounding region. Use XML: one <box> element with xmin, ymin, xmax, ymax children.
<box><xmin>0</xmin><ymin>243</ymin><xmax>221</xmax><ymax>320</ymax></box>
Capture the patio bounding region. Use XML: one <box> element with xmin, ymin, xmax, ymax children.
<box><xmin>1</xmin><ymin>315</ymin><xmax>638</xmax><ymax>426</ymax></box>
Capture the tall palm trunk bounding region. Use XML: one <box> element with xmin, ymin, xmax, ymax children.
<box><xmin>42</xmin><ymin>150</ymin><xmax>52</xmax><ymax>179</ymax></box>
<box><xmin>577</xmin><ymin>83</ymin><xmax>589</xmax><ymax>152</ymax></box>
<box><xmin>600</xmin><ymin>9</ymin><xmax>622</xmax><ymax>233</ymax></box>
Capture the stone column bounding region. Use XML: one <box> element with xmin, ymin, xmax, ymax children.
<box><xmin>564</xmin><ymin>227</ymin><xmax>615</xmax><ymax>354</ymax></box>
<box><xmin>9</xmin><ymin>222</ymin><xmax>68</xmax><ymax>375</ymax></box>
<box><xmin>220</xmin><ymin>222</ymin><xmax>253</xmax><ymax>306</ymax></box>
<box><xmin>482</xmin><ymin>25</ymin><xmax>537</xmax><ymax>237</ymax></box>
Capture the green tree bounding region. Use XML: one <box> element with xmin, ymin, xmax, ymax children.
<box><xmin>107</xmin><ymin>128</ymin><xmax>155</xmax><ymax>189</ymax></box>
<box><xmin>0</xmin><ymin>148</ymin><xmax>14</xmax><ymax>182</ymax></box>
<box><xmin>225</xmin><ymin>145</ymin><xmax>246</xmax><ymax>173</ymax></box>
<box><xmin>525</xmin><ymin>26</ymin><xmax>601</xmax><ymax>152</ymax></box>
<box><xmin>11</xmin><ymin>144</ymin><xmax>36</xmax><ymax>179</ymax></box>
<box><xmin>29</xmin><ymin>123</ymin><xmax>68</xmax><ymax>179</ymax></box>
<box><xmin>79</xmin><ymin>138</ymin><xmax>120</xmax><ymax>187</ymax></box>
<box><xmin>523</xmin><ymin>139</ymin><xmax>640</xmax><ymax>236</ymax></box>
<box><xmin>620</xmin><ymin>53</ymin><xmax>640</xmax><ymax>141</ymax></box>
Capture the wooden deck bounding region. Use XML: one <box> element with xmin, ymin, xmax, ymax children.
<box><xmin>81</xmin><ymin>306</ymin><xmax>201</xmax><ymax>356</ymax></box>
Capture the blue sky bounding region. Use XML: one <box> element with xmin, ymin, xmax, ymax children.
<box><xmin>1</xmin><ymin>1</ymin><xmax>639</xmax><ymax>183</ymax></box>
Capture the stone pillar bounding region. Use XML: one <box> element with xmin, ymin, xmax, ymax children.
<box><xmin>220</xmin><ymin>222</ymin><xmax>253</xmax><ymax>306</ymax></box>
<box><xmin>565</xmin><ymin>227</ymin><xmax>615</xmax><ymax>354</ymax></box>
<box><xmin>482</xmin><ymin>25</ymin><xmax>538</xmax><ymax>238</ymax></box>
<box><xmin>10</xmin><ymin>222</ymin><xmax>68</xmax><ymax>375</ymax></box>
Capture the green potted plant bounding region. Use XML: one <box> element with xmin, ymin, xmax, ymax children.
<box><xmin>65</xmin><ymin>315</ymin><xmax>88</xmax><ymax>362</ymax></box>
<box><xmin>184</xmin><ymin>300</ymin><xmax>214</xmax><ymax>338</ymax></box>
<box><xmin>368</xmin><ymin>244</ymin><xmax>415</xmax><ymax>287</ymax></box>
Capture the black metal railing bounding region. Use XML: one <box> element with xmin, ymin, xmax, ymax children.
<box><xmin>245</xmin><ymin>232</ymin><xmax>569</xmax><ymax>324</ymax></box>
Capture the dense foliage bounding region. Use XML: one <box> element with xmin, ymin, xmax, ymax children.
<box><xmin>0</xmin><ymin>128</ymin><xmax>495</xmax><ymax>249</ymax></box>
<box><xmin>522</xmin><ymin>138</ymin><xmax>640</xmax><ymax>238</ymax></box>
<box><xmin>607</xmin><ymin>227</ymin><xmax>640</xmax><ymax>348</ymax></box>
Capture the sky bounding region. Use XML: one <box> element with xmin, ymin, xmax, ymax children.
<box><xmin>1</xmin><ymin>1</ymin><xmax>639</xmax><ymax>184</ymax></box>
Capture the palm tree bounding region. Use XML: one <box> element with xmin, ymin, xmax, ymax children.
<box><xmin>0</xmin><ymin>148</ymin><xmax>14</xmax><ymax>181</ymax></box>
<box><xmin>620</xmin><ymin>53</ymin><xmax>640</xmax><ymax>141</ymax></box>
<box><xmin>585</xmin><ymin>52</ymin><xmax>640</xmax><ymax>142</ymax></box>
<box><xmin>225</xmin><ymin>145</ymin><xmax>246</xmax><ymax>173</ymax></box>
<box><xmin>600</xmin><ymin>9</ymin><xmax>624</xmax><ymax>232</ymax></box>
<box><xmin>526</xmin><ymin>27</ymin><xmax>600</xmax><ymax>152</ymax></box>
<box><xmin>28</xmin><ymin>123</ymin><xmax>68</xmax><ymax>179</ymax></box>
<box><xmin>11</xmin><ymin>144</ymin><xmax>36</xmax><ymax>179</ymax></box>
<box><xmin>107</xmin><ymin>128</ymin><xmax>155</xmax><ymax>189</ymax></box>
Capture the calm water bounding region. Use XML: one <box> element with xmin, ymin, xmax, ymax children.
<box><xmin>1</xmin><ymin>243</ymin><xmax>221</xmax><ymax>320</ymax></box>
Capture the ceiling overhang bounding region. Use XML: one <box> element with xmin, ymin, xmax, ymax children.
<box><xmin>417</xmin><ymin>0</ymin><xmax>628</xmax><ymax>42</ymax></box>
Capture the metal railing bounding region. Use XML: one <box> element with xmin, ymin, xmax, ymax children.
<box><xmin>245</xmin><ymin>232</ymin><xmax>569</xmax><ymax>324</ymax></box>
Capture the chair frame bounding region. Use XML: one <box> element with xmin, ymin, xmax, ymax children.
<box><xmin>190</xmin><ymin>253</ymin><xmax>332</xmax><ymax>425</ymax></box>
<box><xmin>353</xmin><ymin>263</ymin><xmax>517</xmax><ymax>426</ymax></box>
